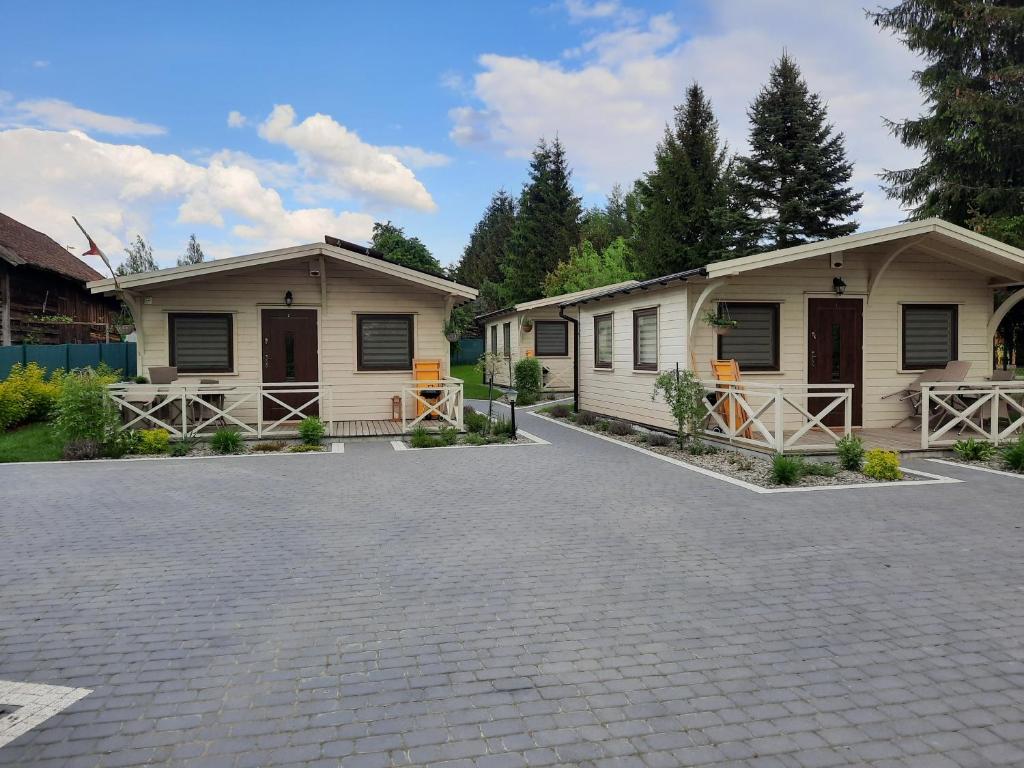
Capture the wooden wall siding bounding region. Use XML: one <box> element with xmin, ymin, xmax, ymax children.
<box><xmin>577</xmin><ymin>290</ymin><xmax>687</xmax><ymax>431</ymax></box>
<box><xmin>2</xmin><ymin>264</ymin><xmax>117</xmax><ymax>344</ymax></box>
<box><xmin>485</xmin><ymin>306</ymin><xmax>577</xmax><ymax>391</ymax></box>
<box><xmin>136</xmin><ymin>258</ymin><xmax>450</xmax><ymax>423</ymax></box>
<box><xmin>687</xmin><ymin>247</ymin><xmax>994</xmax><ymax>429</ymax></box>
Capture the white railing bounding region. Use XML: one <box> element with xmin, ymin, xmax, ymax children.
<box><xmin>400</xmin><ymin>378</ymin><xmax>464</xmax><ymax>432</ymax></box>
<box><xmin>921</xmin><ymin>381</ymin><xmax>1024</xmax><ymax>448</ymax></box>
<box><xmin>107</xmin><ymin>381</ymin><xmax>333</xmax><ymax>439</ymax></box>
<box><xmin>700</xmin><ymin>380</ymin><xmax>853</xmax><ymax>452</ymax></box>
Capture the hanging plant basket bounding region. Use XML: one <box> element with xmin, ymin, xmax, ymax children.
<box><xmin>115</xmin><ymin>323</ymin><xmax>136</xmax><ymax>337</ymax></box>
<box><xmin>712</xmin><ymin>324</ymin><xmax>735</xmax><ymax>336</ymax></box>
<box><xmin>521</xmin><ymin>319</ymin><xmax>534</xmax><ymax>333</ymax></box>
<box><xmin>445</xmin><ymin>331</ymin><xmax>460</xmax><ymax>343</ymax></box>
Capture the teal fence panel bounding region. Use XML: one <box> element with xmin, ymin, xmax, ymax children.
<box><xmin>0</xmin><ymin>343</ymin><xmax>136</xmax><ymax>379</ymax></box>
<box><xmin>451</xmin><ymin>338</ymin><xmax>483</xmax><ymax>366</ymax></box>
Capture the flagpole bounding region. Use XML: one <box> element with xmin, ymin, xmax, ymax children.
<box><xmin>72</xmin><ymin>216</ymin><xmax>120</xmax><ymax>291</ymax></box>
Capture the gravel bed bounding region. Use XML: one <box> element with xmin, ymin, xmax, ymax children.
<box><xmin>544</xmin><ymin>414</ymin><xmax>903</xmax><ymax>489</ymax></box>
<box><xmin>944</xmin><ymin>456</ymin><xmax>1021</xmax><ymax>474</ymax></box>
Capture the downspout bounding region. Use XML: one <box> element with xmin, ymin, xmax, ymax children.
<box><xmin>559</xmin><ymin>304</ymin><xmax>579</xmax><ymax>412</ymax></box>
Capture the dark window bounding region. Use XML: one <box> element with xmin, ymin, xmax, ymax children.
<box><xmin>633</xmin><ymin>308</ymin><xmax>658</xmax><ymax>371</ymax></box>
<box><xmin>534</xmin><ymin>320</ymin><xmax>568</xmax><ymax>357</ymax></box>
<box><xmin>716</xmin><ymin>302</ymin><xmax>780</xmax><ymax>372</ymax></box>
<box><xmin>168</xmin><ymin>313</ymin><xmax>233</xmax><ymax>373</ymax></box>
<box><xmin>503</xmin><ymin>322</ymin><xmax>511</xmax><ymax>357</ymax></box>
<box><xmin>490</xmin><ymin>325</ymin><xmax>498</xmax><ymax>355</ymax></box>
<box><xmin>594</xmin><ymin>313</ymin><xmax>613</xmax><ymax>369</ymax></box>
<box><xmin>902</xmin><ymin>304</ymin><xmax>957</xmax><ymax>370</ymax></box>
<box><xmin>357</xmin><ymin>314</ymin><xmax>414</xmax><ymax>371</ymax></box>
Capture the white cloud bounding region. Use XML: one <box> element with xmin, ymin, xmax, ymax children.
<box><xmin>258</xmin><ymin>104</ymin><xmax>439</xmax><ymax>212</ymax></box>
<box><xmin>564</xmin><ymin>0</ymin><xmax>641</xmax><ymax>24</ymax></box>
<box><xmin>32</xmin><ymin>60</ymin><xmax>49</xmax><ymax>69</ymax></box>
<box><xmin>227</xmin><ymin>110</ymin><xmax>247</xmax><ymax>128</ymax></box>
<box><xmin>0</xmin><ymin>127</ymin><xmax>374</xmax><ymax>267</ymax></box>
<box><xmin>381</xmin><ymin>145</ymin><xmax>452</xmax><ymax>169</ymax></box>
<box><xmin>11</xmin><ymin>98</ymin><xmax>166</xmax><ymax>136</ymax></box>
<box><xmin>451</xmin><ymin>0</ymin><xmax>924</xmax><ymax>229</ymax></box>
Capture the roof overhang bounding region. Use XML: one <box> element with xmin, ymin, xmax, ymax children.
<box><xmin>475</xmin><ymin>280</ymin><xmax>643</xmax><ymax>322</ymax></box>
<box><xmin>560</xmin><ymin>269</ymin><xmax>707</xmax><ymax>307</ymax></box>
<box><xmin>88</xmin><ymin>242</ymin><xmax>478</xmax><ymax>300</ymax></box>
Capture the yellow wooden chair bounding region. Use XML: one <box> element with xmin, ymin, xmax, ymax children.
<box><xmin>710</xmin><ymin>359</ymin><xmax>752</xmax><ymax>438</ymax></box>
<box><xmin>413</xmin><ymin>358</ymin><xmax>443</xmax><ymax>419</ymax></box>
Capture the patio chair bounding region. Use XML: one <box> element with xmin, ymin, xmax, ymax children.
<box><xmin>148</xmin><ymin>366</ymin><xmax>178</xmax><ymax>384</ymax></box>
<box><xmin>914</xmin><ymin>360</ymin><xmax>972</xmax><ymax>432</ymax></box>
<box><xmin>709</xmin><ymin>359</ymin><xmax>753</xmax><ymax>438</ymax></box>
<box><xmin>413</xmin><ymin>358</ymin><xmax>443</xmax><ymax>419</ymax></box>
<box><xmin>882</xmin><ymin>360</ymin><xmax>970</xmax><ymax>428</ymax></box>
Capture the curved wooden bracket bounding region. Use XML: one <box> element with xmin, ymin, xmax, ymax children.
<box><xmin>688</xmin><ymin>281</ymin><xmax>727</xmax><ymax>337</ymax></box>
<box><xmin>867</xmin><ymin>239</ymin><xmax>917</xmax><ymax>305</ymax></box>
<box><xmin>988</xmin><ymin>285</ymin><xmax>1024</xmax><ymax>340</ymax></box>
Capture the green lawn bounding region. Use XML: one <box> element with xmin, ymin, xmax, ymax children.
<box><xmin>451</xmin><ymin>363</ymin><xmax>495</xmax><ymax>400</ymax></box>
<box><xmin>0</xmin><ymin>422</ymin><xmax>63</xmax><ymax>463</ymax></box>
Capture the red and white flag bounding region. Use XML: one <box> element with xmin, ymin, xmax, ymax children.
<box><xmin>72</xmin><ymin>216</ymin><xmax>119</xmax><ymax>287</ymax></box>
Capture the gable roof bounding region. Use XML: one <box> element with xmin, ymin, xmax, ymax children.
<box><xmin>0</xmin><ymin>212</ymin><xmax>104</xmax><ymax>283</ymax></box>
<box><xmin>88</xmin><ymin>237</ymin><xmax>477</xmax><ymax>300</ymax></box>
<box><xmin>476</xmin><ymin>280</ymin><xmax>641</xmax><ymax>323</ymax></box>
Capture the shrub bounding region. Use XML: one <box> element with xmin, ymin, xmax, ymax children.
<box><xmin>251</xmin><ymin>440</ymin><xmax>287</xmax><ymax>452</ymax></box>
<box><xmin>770</xmin><ymin>454</ymin><xmax>805</xmax><ymax>485</ymax></box>
<box><xmin>52</xmin><ymin>367</ymin><xmax>121</xmax><ymax>457</ymax></box>
<box><xmin>575</xmin><ymin>410</ymin><xmax>598</xmax><ymax>426</ymax></box>
<box><xmin>607</xmin><ymin>419</ymin><xmax>634</xmax><ymax>436</ymax></box>
<box><xmin>651</xmin><ymin>368</ymin><xmax>707</xmax><ymax>448</ymax></box>
<box><xmin>133</xmin><ymin>375</ymin><xmax>149</xmax><ymax>384</ymax></box>
<box><xmin>548</xmin><ymin>403</ymin><xmax>571</xmax><ymax>419</ymax></box>
<box><xmin>1001</xmin><ymin>435</ymin><xmax>1024</xmax><ymax>473</ymax></box>
<box><xmin>136</xmin><ymin>428</ymin><xmax>171</xmax><ymax>454</ymax></box>
<box><xmin>0</xmin><ymin>363</ymin><xmax>64</xmax><ymax>431</ymax></box>
<box><xmin>646</xmin><ymin>431</ymin><xmax>674</xmax><ymax>447</ymax></box>
<box><xmin>169</xmin><ymin>438</ymin><xmax>195</xmax><ymax>457</ymax></box>
<box><xmin>439</xmin><ymin>426</ymin><xmax>459</xmax><ymax>446</ymax></box>
<box><xmin>490</xmin><ymin>417</ymin><xmax>516</xmax><ymax>438</ymax></box>
<box><xmin>835</xmin><ymin>434</ymin><xmax>865</xmax><ymax>471</ymax></box>
<box><xmin>288</xmin><ymin>443</ymin><xmax>322</xmax><ymax>452</ymax></box>
<box><xmin>803</xmin><ymin>461</ymin><xmax>839</xmax><ymax>477</ymax></box>
<box><xmin>211</xmin><ymin>428</ymin><xmax>243</xmax><ymax>454</ymax></box>
<box><xmin>595</xmin><ymin>419</ymin><xmax>610</xmax><ymax>431</ymax></box>
<box><xmin>298</xmin><ymin>416</ymin><xmax>325</xmax><ymax>445</ymax></box>
<box><xmin>953</xmin><ymin>437</ymin><xmax>996</xmax><ymax>462</ymax></box>
<box><xmin>863</xmin><ymin>449</ymin><xmax>903</xmax><ymax>481</ymax></box>
<box><xmin>464</xmin><ymin>409</ymin><xmax>489</xmax><ymax>434</ymax></box>
<box><xmin>410</xmin><ymin>426</ymin><xmax>443</xmax><ymax>448</ymax></box>
<box><xmin>62</xmin><ymin>439</ymin><xmax>102</xmax><ymax>461</ymax></box>
<box><xmin>513</xmin><ymin>357</ymin><xmax>543</xmax><ymax>406</ymax></box>
<box><xmin>462</xmin><ymin>432</ymin><xmax>487</xmax><ymax>446</ymax></box>
<box><xmin>686</xmin><ymin>440</ymin><xmax>716</xmax><ymax>455</ymax></box>
<box><xmin>726</xmin><ymin>452</ymin><xmax>755</xmax><ymax>471</ymax></box>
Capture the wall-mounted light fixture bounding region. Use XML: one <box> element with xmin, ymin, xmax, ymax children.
<box><xmin>832</xmin><ymin>277</ymin><xmax>847</xmax><ymax>296</ymax></box>
<box><xmin>284</xmin><ymin>290</ymin><xmax>293</xmax><ymax>306</ymax></box>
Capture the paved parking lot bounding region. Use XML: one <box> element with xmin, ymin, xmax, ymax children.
<box><xmin>2</xmin><ymin>410</ymin><xmax>1024</xmax><ymax>767</ymax></box>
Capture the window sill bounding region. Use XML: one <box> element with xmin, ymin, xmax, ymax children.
<box><xmin>632</xmin><ymin>368</ymin><xmax>659</xmax><ymax>375</ymax></box>
<box><xmin>354</xmin><ymin>369</ymin><xmax>414</xmax><ymax>375</ymax></box>
<box><xmin>592</xmin><ymin>367</ymin><xmax>614</xmax><ymax>372</ymax></box>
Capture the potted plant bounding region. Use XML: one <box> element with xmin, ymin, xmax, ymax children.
<box><xmin>113</xmin><ymin>308</ymin><xmax>135</xmax><ymax>338</ymax></box>
<box><xmin>702</xmin><ymin>310</ymin><xmax>739</xmax><ymax>336</ymax></box>
<box><xmin>443</xmin><ymin>316</ymin><xmax>462</xmax><ymax>343</ymax></box>
<box><xmin>521</xmin><ymin>318</ymin><xmax>534</xmax><ymax>333</ymax></box>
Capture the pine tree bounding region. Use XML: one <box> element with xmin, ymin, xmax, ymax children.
<box><xmin>454</xmin><ymin>190</ymin><xmax>517</xmax><ymax>288</ymax></box>
<box><xmin>502</xmin><ymin>137</ymin><xmax>582</xmax><ymax>303</ymax></box>
<box><xmin>631</xmin><ymin>84</ymin><xmax>737</xmax><ymax>277</ymax></box>
<box><xmin>734</xmin><ymin>54</ymin><xmax>862</xmax><ymax>251</ymax></box>
<box><xmin>370</xmin><ymin>221</ymin><xmax>444</xmax><ymax>276</ymax></box>
<box><xmin>178</xmin><ymin>233</ymin><xmax>205</xmax><ymax>267</ymax></box>
<box><xmin>116</xmin><ymin>234</ymin><xmax>158</xmax><ymax>275</ymax></box>
<box><xmin>580</xmin><ymin>184</ymin><xmax>632</xmax><ymax>254</ymax></box>
<box><xmin>868</xmin><ymin>1</ymin><xmax>1024</xmax><ymax>240</ymax></box>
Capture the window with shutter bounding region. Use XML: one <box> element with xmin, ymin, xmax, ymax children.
<box><xmin>489</xmin><ymin>324</ymin><xmax>498</xmax><ymax>355</ymax></box>
<box><xmin>716</xmin><ymin>303</ymin><xmax>780</xmax><ymax>371</ymax></box>
<box><xmin>534</xmin><ymin>321</ymin><xmax>568</xmax><ymax>356</ymax></box>
<box><xmin>633</xmin><ymin>308</ymin><xmax>658</xmax><ymax>371</ymax></box>
<box><xmin>503</xmin><ymin>322</ymin><xmax>511</xmax><ymax>357</ymax></box>
<box><xmin>168</xmin><ymin>313</ymin><xmax>233</xmax><ymax>373</ymax></box>
<box><xmin>594</xmin><ymin>314</ymin><xmax>613</xmax><ymax>368</ymax></box>
<box><xmin>902</xmin><ymin>304</ymin><xmax>957</xmax><ymax>370</ymax></box>
<box><xmin>357</xmin><ymin>315</ymin><xmax>414</xmax><ymax>371</ymax></box>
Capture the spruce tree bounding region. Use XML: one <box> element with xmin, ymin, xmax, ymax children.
<box><xmin>454</xmin><ymin>190</ymin><xmax>517</xmax><ymax>288</ymax></box>
<box><xmin>116</xmin><ymin>234</ymin><xmax>158</xmax><ymax>275</ymax></box>
<box><xmin>868</xmin><ymin>1</ymin><xmax>1024</xmax><ymax>243</ymax></box>
<box><xmin>734</xmin><ymin>54</ymin><xmax>862</xmax><ymax>251</ymax></box>
<box><xmin>580</xmin><ymin>184</ymin><xmax>632</xmax><ymax>254</ymax></box>
<box><xmin>177</xmin><ymin>233</ymin><xmax>205</xmax><ymax>266</ymax></box>
<box><xmin>631</xmin><ymin>84</ymin><xmax>736</xmax><ymax>277</ymax></box>
<box><xmin>502</xmin><ymin>137</ymin><xmax>582</xmax><ymax>303</ymax></box>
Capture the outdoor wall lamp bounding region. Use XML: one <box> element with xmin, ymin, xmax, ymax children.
<box><xmin>284</xmin><ymin>290</ymin><xmax>293</xmax><ymax>306</ymax></box>
<box><xmin>832</xmin><ymin>277</ymin><xmax>847</xmax><ymax>296</ymax></box>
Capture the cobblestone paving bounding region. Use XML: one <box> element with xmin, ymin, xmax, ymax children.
<box><xmin>2</xmin><ymin>410</ymin><xmax>1023</xmax><ymax>767</ymax></box>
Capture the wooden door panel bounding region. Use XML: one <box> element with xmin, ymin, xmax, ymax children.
<box><xmin>807</xmin><ymin>298</ymin><xmax>862</xmax><ymax>427</ymax></box>
<box><xmin>261</xmin><ymin>309</ymin><xmax>318</xmax><ymax>421</ymax></box>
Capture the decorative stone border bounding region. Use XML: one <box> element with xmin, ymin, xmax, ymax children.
<box><xmin>391</xmin><ymin>429</ymin><xmax>549</xmax><ymax>452</ymax></box>
<box><xmin>927</xmin><ymin>458</ymin><xmax>1024</xmax><ymax>480</ymax></box>
<box><xmin>534</xmin><ymin>413</ymin><xmax>960</xmax><ymax>494</ymax></box>
<box><xmin>0</xmin><ymin>680</ymin><xmax>91</xmax><ymax>748</ymax></box>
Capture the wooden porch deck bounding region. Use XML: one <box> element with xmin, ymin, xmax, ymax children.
<box><xmin>328</xmin><ymin>419</ymin><xmax>454</xmax><ymax>438</ymax></box>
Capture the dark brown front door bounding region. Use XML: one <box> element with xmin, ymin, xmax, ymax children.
<box><xmin>808</xmin><ymin>298</ymin><xmax>862</xmax><ymax>427</ymax></box>
<box><xmin>261</xmin><ymin>309</ymin><xmax>318</xmax><ymax>420</ymax></box>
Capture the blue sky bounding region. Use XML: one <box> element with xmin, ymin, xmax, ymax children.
<box><xmin>0</xmin><ymin>1</ymin><xmax>921</xmax><ymax>270</ymax></box>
